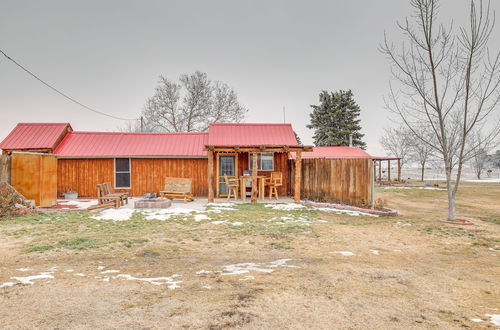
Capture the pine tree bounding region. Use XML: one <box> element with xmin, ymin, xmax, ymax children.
<box><xmin>307</xmin><ymin>90</ymin><xmax>366</xmax><ymax>149</ymax></box>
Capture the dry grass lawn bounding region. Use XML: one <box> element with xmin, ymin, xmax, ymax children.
<box><xmin>0</xmin><ymin>182</ymin><xmax>499</xmax><ymax>329</ymax></box>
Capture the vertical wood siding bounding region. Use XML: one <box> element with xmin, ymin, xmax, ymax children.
<box><xmin>57</xmin><ymin>158</ymin><xmax>208</xmax><ymax>197</ymax></box>
<box><xmin>290</xmin><ymin>158</ymin><xmax>373</xmax><ymax>207</ymax></box>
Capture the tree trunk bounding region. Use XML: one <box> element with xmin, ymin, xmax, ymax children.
<box><xmin>447</xmin><ymin>188</ymin><xmax>456</xmax><ymax>221</ymax></box>
<box><xmin>420</xmin><ymin>162</ymin><xmax>425</xmax><ymax>182</ymax></box>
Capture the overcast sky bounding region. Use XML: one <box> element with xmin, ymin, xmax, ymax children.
<box><xmin>1</xmin><ymin>0</ymin><xmax>499</xmax><ymax>155</ymax></box>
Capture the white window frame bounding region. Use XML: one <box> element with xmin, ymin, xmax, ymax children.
<box><xmin>249</xmin><ymin>152</ymin><xmax>274</xmax><ymax>171</ymax></box>
<box><xmin>114</xmin><ymin>158</ymin><xmax>131</xmax><ymax>189</ymax></box>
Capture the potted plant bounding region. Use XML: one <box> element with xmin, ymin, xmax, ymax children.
<box><xmin>64</xmin><ymin>190</ymin><xmax>78</xmax><ymax>200</ymax></box>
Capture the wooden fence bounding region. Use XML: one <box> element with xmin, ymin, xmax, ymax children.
<box><xmin>0</xmin><ymin>154</ymin><xmax>11</xmax><ymax>184</ymax></box>
<box><xmin>290</xmin><ymin>158</ymin><xmax>373</xmax><ymax>207</ymax></box>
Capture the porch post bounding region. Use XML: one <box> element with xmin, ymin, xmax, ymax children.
<box><xmin>251</xmin><ymin>151</ymin><xmax>258</xmax><ymax>203</ymax></box>
<box><xmin>378</xmin><ymin>160</ymin><xmax>381</xmax><ymax>182</ymax></box>
<box><xmin>208</xmin><ymin>151</ymin><xmax>214</xmax><ymax>203</ymax></box>
<box><xmin>397</xmin><ymin>158</ymin><xmax>401</xmax><ymax>182</ymax></box>
<box><xmin>387</xmin><ymin>159</ymin><xmax>391</xmax><ymax>181</ymax></box>
<box><xmin>294</xmin><ymin>151</ymin><xmax>302</xmax><ymax>203</ymax></box>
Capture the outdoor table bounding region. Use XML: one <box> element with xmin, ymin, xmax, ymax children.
<box><xmin>239</xmin><ymin>175</ymin><xmax>266</xmax><ymax>201</ymax></box>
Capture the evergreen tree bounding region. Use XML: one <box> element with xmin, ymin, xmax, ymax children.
<box><xmin>307</xmin><ymin>90</ymin><xmax>366</xmax><ymax>149</ymax></box>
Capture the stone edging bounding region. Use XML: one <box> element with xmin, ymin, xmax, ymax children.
<box><xmin>302</xmin><ymin>201</ymin><xmax>398</xmax><ymax>217</ymax></box>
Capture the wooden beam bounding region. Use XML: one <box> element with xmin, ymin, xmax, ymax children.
<box><xmin>294</xmin><ymin>151</ymin><xmax>302</xmax><ymax>203</ymax></box>
<box><xmin>208</xmin><ymin>151</ymin><xmax>214</xmax><ymax>203</ymax></box>
<box><xmin>387</xmin><ymin>159</ymin><xmax>391</xmax><ymax>181</ymax></box>
<box><xmin>378</xmin><ymin>160</ymin><xmax>381</xmax><ymax>182</ymax></box>
<box><xmin>397</xmin><ymin>158</ymin><xmax>401</xmax><ymax>182</ymax></box>
<box><xmin>204</xmin><ymin>145</ymin><xmax>314</xmax><ymax>153</ymax></box>
<box><xmin>251</xmin><ymin>151</ymin><xmax>258</xmax><ymax>203</ymax></box>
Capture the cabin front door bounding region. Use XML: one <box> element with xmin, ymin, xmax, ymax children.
<box><xmin>217</xmin><ymin>153</ymin><xmax>238</xmax><ymax>197</ymax></box>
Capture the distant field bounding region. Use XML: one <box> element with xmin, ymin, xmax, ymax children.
<box><xmin>0</xmin><ymin>182</ymin><xmax>499</xmax><ymax>329</ymax></box>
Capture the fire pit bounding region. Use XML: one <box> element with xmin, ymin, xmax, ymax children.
<box><xmin>134</xmin><ymin>198</ymin><xmax>171</xmax><ymax>209</ymax></box>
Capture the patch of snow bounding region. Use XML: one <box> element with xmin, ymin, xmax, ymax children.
<box><xmin>395</xmin><ymin>221</ymin><xmax>412</xmax><ymax>227</ymax></box>
<box><xmin>211</xmin><ymin>220</ymin><xmax>227</xmax><ymax>225</ymax></box>
<box><xmin>470</xmin><ymin>318</ymin><xmax>483</xmax><ymax>323</ymax></box>
<box><xmin>16</xmin><ymin>268</ymin><xmax>32</xmax><ymax>272</ymax></box>
<box><xmin>58</xmin><ymin>199</ymin><xmax>98</xmax><ymax>210</ymax></box>
<box><xmin>485</xmin><ymin>314</ymin><xmax>500</xmax><ymax>326</ymax></box>
<box><xmin>196</xmin><ymin>270</ymin><xmax>212</xmax><ymax>275</ymax></box>
<box><xmin>92</xmin><ymin>208</ymin><xmax>135</xmax><ymax>221</ymax></box>
<box><xmin>100</xmin><ymin>270</ymin><xmax>120</xmax><ymax>274</ymax></box>
<box><xmin>194</xmin><ymin>214</ymin><xmax>210</xmax><ymax>221</ymax></box>
<box><xmin>333</xmin><ymin>251</ymin><xmax>356</xmax><ymax>256</ymax></box>
<box><xmin>465</xmin><ymin>179</ymin><xmax>500</xmax><ymax>183</ymax></box>
<box><xmin>97</xmin><ymin>266</ymin><xmax>105</xmax><ymax>270</ymax></box>
<box><xmin>65</xmin><ymin>269</ymin><xmax>74</xmax><ymax>272</ymax></box>
<box><xmin>314</xmin><ymin>207</ymin><xmax>379</xmax><ymax>217</ymax></box>
<box><xmin>268</xmin><ymin>259</ymin><xmax>299</xmax><ymax>268</ymax></box>
<box><xmin>116</xmin><ymin>274</ymin><xmax>182</xmax><ymax>289</ymax></box>
<box><xmin>231</xmin><ymin>222</ymin><xmax>243</xmax><ymax>226</ymax></box>
<box><xmin>370</xmin><ymin>250</ymin><xmax>380</xmax><ymax>255</ymax></box>
<box><xmin>142</xmin><ymin>208</ymin><xmax>197</xmax><ymax>221</ymax></box>
<box><xmin>198</xmin><ymin>259</ymin><xmax>298</xmax><ymax>277</ymax></box>
<box><xmin>11</xmin><ymin>272</ymin><xmax>54</xmax><ymax>285</ymax></box>
<box><xmin>265</xmin><ymin>203</ymin><xmax>305</xmax><ymax>210</ymax></box>
<box><xmin>240</xmin><ymin>276</ymin><xmax>255</xmax><ymax>281</ymax></box>
<box><xmin>0</xmin><ymin>282</ymin><xmax>15</xmax><ymax>288</ymax></box>
<box><xmin>382</xmin><ymin>186</ymin><xmax>446</xmax><ymax>190</ymax></box>
<box><xmin>207</xmin><ymin>203</ymin><xmax>234</xmax><ymax>207</ymax></box>
<box><xmin>202</xmin><ymin>285</ymin><xmax>213</xmax><ymax>289</ymax></box>
<box><xmin>102</xmin><ymin>277</ymin><xmax>110</xmax><ymax>282</ymax></box>
<box><xmin>75</xmin><ymin>273</ymin><xmax>85</xmax><ymax>277</ymax></box>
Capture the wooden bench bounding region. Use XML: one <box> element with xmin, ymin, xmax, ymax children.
<box><xmin>160</xmin><ymin>177</ymin><xmax>194</xmax><ymax>203</ymax></box>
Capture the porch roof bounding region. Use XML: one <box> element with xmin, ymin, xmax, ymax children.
<box><xmin>204</xmin><ymin>145</ymin><xmax>313</xmax><ymax>153</ymax></box>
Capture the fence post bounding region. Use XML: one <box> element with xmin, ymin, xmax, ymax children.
<box><xmin>0</xmin><ymin>154</ymin><xmax>11</xmax><ymax>184</ymax></box>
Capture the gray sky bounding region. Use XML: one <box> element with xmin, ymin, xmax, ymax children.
<box><xmin>1</xmin><ymin>0</ymin><xmax>499</xmax><ymax>155</ymax></box>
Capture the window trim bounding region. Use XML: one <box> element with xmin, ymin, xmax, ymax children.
<box><xmin>114</xmin><ymin>158</ymin><xmax>131</xmax><ymax>189</ymax></box>
<box><xmin>248</xmin><ymin>152</ymin><xmax>274</xmax><ymax>171</ymax></box>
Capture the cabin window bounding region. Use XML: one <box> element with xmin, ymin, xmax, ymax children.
<box><xmin>249</xmin><ymin>152</ymin><xmax>274</xmax><ymax>171</ymax></box>
<box><xmin>115</xmin><ymin>158</ymin><xmax>131</xmax><ymax>189</ymax></box>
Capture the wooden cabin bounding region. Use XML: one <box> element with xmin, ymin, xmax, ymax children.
<box><xmin>0</xmin><ymin>122</ymin><xmax>311</xmax><ymax>202</ymax></box>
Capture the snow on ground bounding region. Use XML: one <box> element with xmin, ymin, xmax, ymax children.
<box><xmin>16</xmin><ymin>268</ymin><xmax>32</xmax><ymax>272</ymax></box>
<box><xmin>464</xmin><ymin>179</ymin><xmax>500</xmax><ymax>183</ymax></box>
<box><xmin>115</xmin><ymin>274</ymin><xmax>182</xmax><ymax>289</ymax></box>
<box><xmin>382</xmin><ymin>186</ymin><xmax>446</xmax><ymax>190</ymax></box>
<box><xmin>92</xmin><ymin>209</ymin><xmax>135</xmax><ymax>221</ymax></box>
<box><xmin>196</xmin><ymin>259</ymin><xmax>299</xmax><ymax>279</ymax></box>
<box><xmin>0</xmin><ymin>282</ymin><xmax>15</xmax><ymax>288</ymax></box>
<box><xmin>314</xmin><ymin>207</ymin><xmax>379</xmax><ymax>217</ymax></box>
<box><xmin>142</xmin><ymin>208</ymin><xmax>198</xmax><ymax>221</ymax></box>
<box><xmin>485</xmin><ymin>314</ymin><xmax>500</xmax><ymax>326</ymax></box>
<box><xmin>370</xmin><ymin>250</ymin><xmax>380</xmax><ymax>255</ymax></box>
<box><xmin>11</xmin><ymin>272</ymin><xmax>54</xmax><ymax>285</ymax></box>
<box><xmin>333</xmin><ymin>251</ymin><xmax>356</xmax><ymax>256</ymax></box>
<box><xmin>58</xmin><ymin>199</ymin><xmax>98</xmax><ymax>210</ymax></box>
<box><xmin>265</xmin><ymin>203</ymin><xmax>306</xmax><ymax>210</ymax></box>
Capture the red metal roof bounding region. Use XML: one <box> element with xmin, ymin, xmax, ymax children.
<box><xmin>0</xmin><ymin>123</ymin><xmax>71</xmax><ymax>151</ymax></box>
<box><xmin>54</xmin><ymin>131</ymin><xmax>208</xmax><ymax>157</ymax></box>
<box><xmin>291</xmin><ymin>146</ymin><xmax>372</xmax><ymax>159</ymax></box>
<box><xmin>207</xmin><ymin>123</ymin><xmax>298</xmax><ymax>146</ymax></box>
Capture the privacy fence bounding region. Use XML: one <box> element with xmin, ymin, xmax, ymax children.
<box><xmin>289</xmin><ymin>158</ymin><xmax>374</xmax><ymax>207</ymax></box>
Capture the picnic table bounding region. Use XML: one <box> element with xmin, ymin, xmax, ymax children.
<box><xmin>239</xmin><ymin>175</ymin><xmax>266</xmax><ymax>201</ymax></box>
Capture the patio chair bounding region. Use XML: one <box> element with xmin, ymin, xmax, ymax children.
<box><xmin>160</xmin><ymin>177</ymin><xmax>194</xmax><ymax>203</ymax></box>
<box><xmin>97</xmin><ymin>184</ymin><xmax>121</xmax><ymax>208</ymax></box>
<box><xmin>223</xmin><ymin>174</ymin><xmax>239</xmax><ymax>200</ymax></box>
<box><xmin>103</xmin><ymin>182</ymin><xmax>129</xmax><ymax>205</ymax></box>
<box><xmin>266</xmin><ymin>172</ymin><xmax>282</xmax><ymax>200</ymax></box>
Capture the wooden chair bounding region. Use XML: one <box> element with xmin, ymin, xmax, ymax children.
<box><xmin>103</xmin><ymin>182</ymin><xmax>129</xmax><ymax>205</ymax></box>
<box><xmin>266</xmin><ymin>172</ymin><xmax>282</xmax><ymax>200</ymax></box>
<box><xmin>160</xmin><ymin>177</ymin><xmax>194</xmax><ymax>203</ymax></box>
<box><xmin>223</xmin><ymin>175</ymin><xmax>239</xmax><ymax>200</ymax></box>
<box><xmin>97</xmin><ymin>184</ymin><xmax>121</xmax><ymax>208</ymax></box>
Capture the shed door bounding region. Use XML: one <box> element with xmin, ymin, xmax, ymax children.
<box><xmin>217</xmin><ymin>154</ymin><xmax>237</xmax><ymax>197</ymax></box>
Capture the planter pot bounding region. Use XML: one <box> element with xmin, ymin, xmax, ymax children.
<box><xmin>64</xmin><ymin>192</ymin><xmax>78</xmax><ymax>200</ymax></box>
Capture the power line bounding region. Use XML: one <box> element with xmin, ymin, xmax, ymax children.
<box><xmin>0</xmin><ymin>48</ymin><xmax>137</xmax><ymax>121</ymax></box>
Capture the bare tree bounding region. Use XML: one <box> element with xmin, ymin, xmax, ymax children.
<box><xmin>122</xmin><ymin>71</ymin><xmax>247</xmax><ymax>133</ymax></box>
<box><xmin>381</xmin><ymin>0</ymin><xmax>500</xmax><ymax>220</ymax></box>
<box><xmin>468</xmin><ymin>130</ymin><xmax>494</xmax><ymax>179</ymax></box>
<box><xmin>409</xmin><ymin>126</ymin><xmax>436</xmax><ymax>181</ymax></box>
<box><xmin>380</xmin><ymin>125</ymin><xmax>413</xmax><ymax>168</ymax></box>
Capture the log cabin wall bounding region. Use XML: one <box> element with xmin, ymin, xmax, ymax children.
<box><xmin>289</xmin><ymin>158</ymin><xmax>373</xmax><ymax>207</ymax></box>
<box><xmin>57</xmin><ymin>158</ymin><xmax>208</xmax><ymax>197</ymax></box>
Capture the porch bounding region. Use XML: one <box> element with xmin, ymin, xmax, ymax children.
<box><xmin>205</xmin><ymin>145</ymin><xmax>313</xmax><ymax>203</ymax></box>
